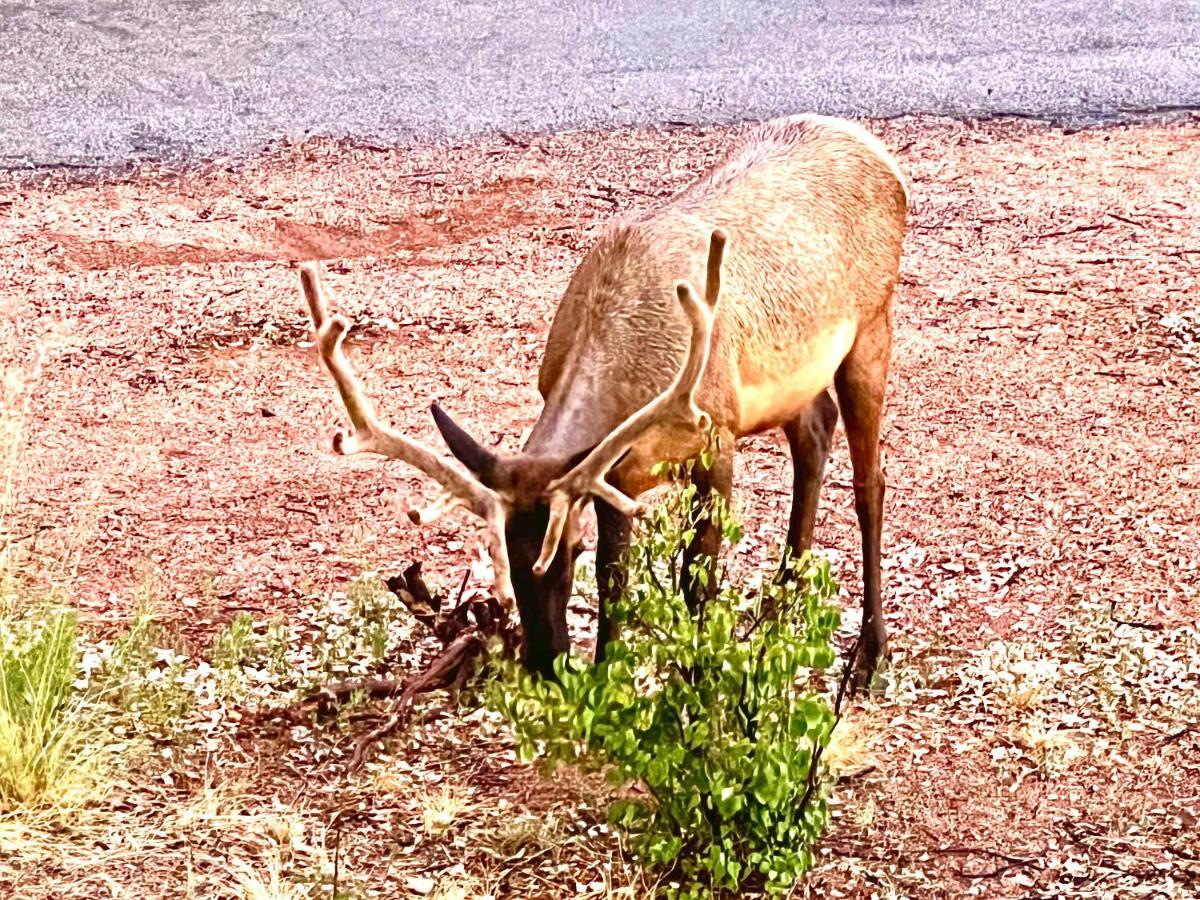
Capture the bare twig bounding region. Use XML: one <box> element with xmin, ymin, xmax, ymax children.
<box><xmin>242</xmin><ymin>562</ymin><xmax>517</xmax><ymax>769</ymax></box>
<box><xmin>1107</xmin><ymin>212</ymin><xmax>1146</xmax><ymax>228</ymax></box>
<box><xmin>1108</xmin><ymin>599</ymin><xmax>1164</xmax><ymax>631</ymax></box>
<box><xmin>0</xmin><ymin>524</ymin><xmax>52</xmax><ymax>549</ymax></box>
<box><xmin>795</xmin><ymin>633</ymin><xmax>862</xmax><ymax>819</ymax></box>
<box><xmin>1035</xmin><ymin>222</ymin><xmax>1108</xmax><ymax>240</ymax></box>
<box><xmin>348</xmin><ymin>629</ymin><xmax>488</xmax><ymax>771</ymax></box>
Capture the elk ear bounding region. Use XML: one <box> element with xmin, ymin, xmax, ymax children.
<box><xmin>431</xmin><ymin>404</ymin><xmax>497</xmax><ymax>480</ymax></box>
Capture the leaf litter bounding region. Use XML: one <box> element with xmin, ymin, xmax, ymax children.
<box><xmin>0</xmin><ymin>114</ymin><xmax>1198</xmax><ymax>897</ymax></box>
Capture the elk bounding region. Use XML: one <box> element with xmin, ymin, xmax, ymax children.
<box><xmin>301</xmin><ymin>114</ymin><xmax>907</xmax><ymax>689</ymax></box>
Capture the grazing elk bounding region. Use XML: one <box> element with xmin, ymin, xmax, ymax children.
<box><xmin>301</xmin><ymin>114</ymin><xmax>907</xmax><ymax>688</ymax></box>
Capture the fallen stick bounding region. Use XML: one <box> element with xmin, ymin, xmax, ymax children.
<box><xmin>347</xmin><ymin>627</ymin><xmax>486</xmax><ymax>771</ymax></box>
<box><xmin>244</xmin><ymin>561</ymin><xmax>518</xmax><ymax>770</ymax></box>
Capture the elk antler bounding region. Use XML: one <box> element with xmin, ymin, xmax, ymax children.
<box><xmin>531</xmin><ymin>228</ymin><xmax>726</xmax><ymax>576</ymax></box>
<box><xmin>300</xmin><ymin>264</ymin><xmax>516</xmax><ymax>609</ymax></box>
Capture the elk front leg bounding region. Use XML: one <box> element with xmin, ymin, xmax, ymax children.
<box><xmin>594</xmin><ymin>497</ymin><xmax>631</xmax><ymax>662</ymax></box>
<box><xmin>834</xmin><ymin>316</ymin><xmax>891</xmax><ymax>692</ymax></box>
<box><xmin>783</xmin><ymin>389</ymin><xmax>839</xmax><ymax>559</ymax></box>
<box><xmin>682</xmin><ymin>448</ymin><xmax>734</xmax><ymax>613</ymax></box>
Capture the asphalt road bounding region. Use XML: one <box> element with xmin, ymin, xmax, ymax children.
<box><xmin>3</xmin><ymin>0</ymin><xmax>1199</xmax><ymax>169</ymax></box>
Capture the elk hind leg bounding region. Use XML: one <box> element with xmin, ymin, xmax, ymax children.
<box><xmin>833</xmin><ymin>317</ymin><xmax>891</xmax><ymax>692</ymax></box>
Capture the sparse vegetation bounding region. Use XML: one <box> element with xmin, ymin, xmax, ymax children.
<box><xmin>0</xmin><ymin>574</ymin><xmax>417</xmax><ymax>896</ymax></box>
<box><xmin>1</xmin><ymin>544</ymin><xmax>1196</xmax><ymax>897</ymax></box>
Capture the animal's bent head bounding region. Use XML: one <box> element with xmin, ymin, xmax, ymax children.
<box><xmin>300</xmin><ymin>228</ymin><xmax>725</xmax><ymax>677</ymax></box>
<box><xmin>431</xmin><ymin>403</ymin><xmax>587</xmax><ymax>676</ymax></box>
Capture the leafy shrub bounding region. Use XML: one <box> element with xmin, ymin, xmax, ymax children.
<box><xmin>96</xmin><ymin>589</ymin><xmax>196</xmax><ymax>739</ymax></box>
<box><xmin>489</xmin><ymin>478</ymin><xmax>844</xmax><ymax>898</ymax></box>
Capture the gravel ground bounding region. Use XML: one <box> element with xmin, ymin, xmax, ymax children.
<box><xmin>4</xmin><ymin>0</ymin><xmax>1200</xmax><ymax>169</ymax></box>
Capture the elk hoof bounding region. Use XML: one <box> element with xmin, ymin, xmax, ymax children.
<box><xmin>850</xmin><ymin>639</ymin><xmax>889</xmax><ymax>697</ymax></box>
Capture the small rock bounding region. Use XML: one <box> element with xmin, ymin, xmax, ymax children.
<box><xmin>405</xmin><ymin>876</ymin><xmax>436</xmax><ymax>895</ymax></box>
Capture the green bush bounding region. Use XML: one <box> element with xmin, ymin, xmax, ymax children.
<box><xmin>488</xmin><ymin>477</ymin><xmax>844</xmax><ymax>898</ymax></box>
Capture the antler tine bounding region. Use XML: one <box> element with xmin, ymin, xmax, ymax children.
<box><xmin>531</xmin><ymin>229</ymin><xmax>725</xmax><ymax>576</ymax></box>
<box><xmin>706</xmin><ymin>226</ymin><xmax>726</xmax><ymax>305</ymax></box>
<box><xmin>299</xmin><ymin>263</ymin><xmax>516</xmax><ymax>608</ymax></box>
<box><xmin>407</xmin><ymin>491</ymin><xmax>462</xmax><ymax>526</ymax></box>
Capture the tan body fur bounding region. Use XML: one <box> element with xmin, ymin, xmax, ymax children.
<box><xmin>530</xmin><ymin>115</ymin><xmax>907</xmax><ymax>497</ymax></box>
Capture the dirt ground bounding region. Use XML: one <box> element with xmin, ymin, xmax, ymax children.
<box><xmin>1</xmin><ymin>116</ymin><xmax>1198</xmax><ymax>898</ymax></box>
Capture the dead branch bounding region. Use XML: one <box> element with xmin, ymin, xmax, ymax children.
<box><xmin>243</xmin><ymin>561</ymin><xmax>518</xmax><ymax>769</ymax></box>
<box><xmin>1035</xmin><ymin>222</ymin><xmax>1108</xmax><ymax>240</ymax></box>
<box><xmin>347</xmin><ymin>628</ymin><xmax>486</xmax><ymax>771</ymax></box>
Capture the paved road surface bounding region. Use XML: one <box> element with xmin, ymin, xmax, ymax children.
<box><xmin>3</xmin><ymin>0</ymin><xmax>1199</xmax><ymax>169</ymax></box>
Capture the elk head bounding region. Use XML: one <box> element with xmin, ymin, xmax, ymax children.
<box><xmin>300</xmin><ymin>229</ymin><xmax>725</xmax><ymax>675</ymax></box>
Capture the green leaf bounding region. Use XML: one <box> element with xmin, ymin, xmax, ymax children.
<box><xmin>714</xmin><ymin>785</ymin><xmax>745</xmax><ymax>817</ymax></box>
<box><xmin>484</xmin><ymin>474</ymin><xmax>839</xmax><ymax>897</ymax></box>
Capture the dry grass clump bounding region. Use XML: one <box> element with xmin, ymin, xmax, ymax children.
<box><xmin>822</xmin><ymin>709</ymin><xmax>884</xmax><ymax>780</ymax></box>
<box><xmin>421</xmin><ymin>784</ymin><xmax>474</xmax><ymax>838</ymax></box>
<box><xmin>0</xmin><ymin>611</ymin><xmax>106</xmax><ymax>811</ymax></box>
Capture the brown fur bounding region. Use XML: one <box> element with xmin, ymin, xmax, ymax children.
<box><xmin>529</xmin><ymin>115</ymin><xmax>906</xmax><ymax>495</ymax></box>
<box><xmin>513</xmin><ymin>115</ymin><xmax>908</xmax><ymax>684</ymax></box>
